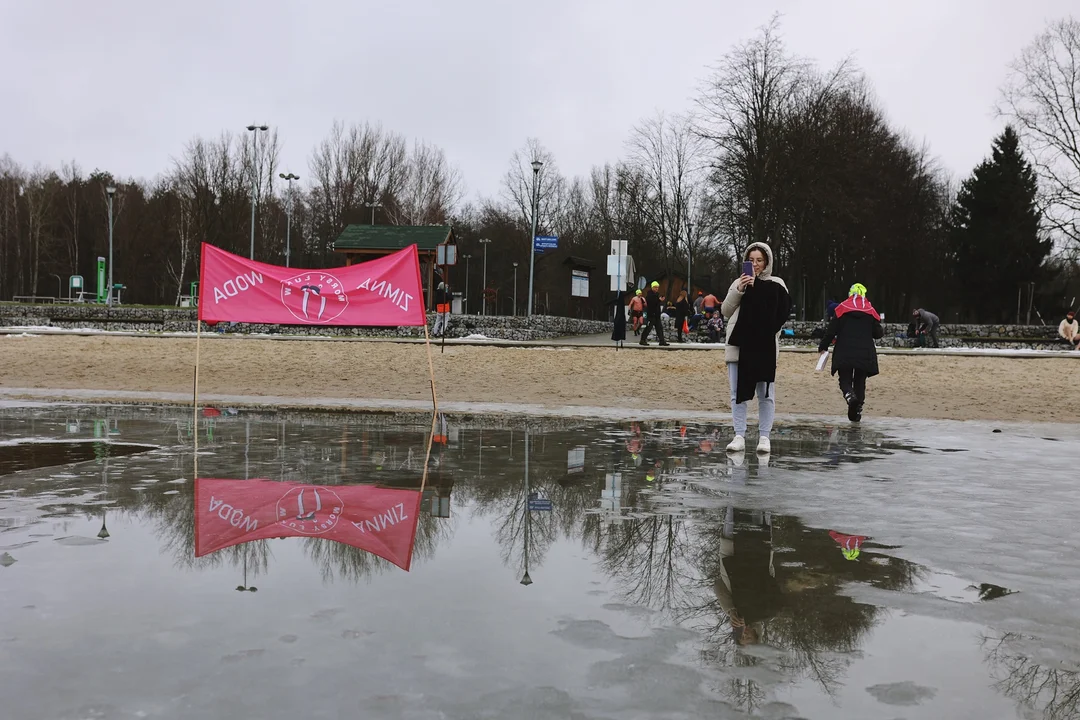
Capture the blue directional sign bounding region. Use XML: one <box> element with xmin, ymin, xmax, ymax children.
<box><xmin>534</xmin><ymin>235</ymin><xmax>558</xmax><ymax>252</ymax></box>
<box><xmin>528</xmin><ymin>498</ymin><xmax>553</xmax><ymax>512</ymax></box>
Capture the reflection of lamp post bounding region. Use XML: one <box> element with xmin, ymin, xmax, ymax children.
<box><xmin>97</xmin><ymin>457</ymin><xmax>110</xmax><ymax>539</ymax></box>
<box><xmin>236</xmin><ymin>552</ymin><xmax>258</xmax><ymax>592</ymax></box>
<box><xmin>520</xmin><ymin>429</ymin><xmax>533</xmax><ymax>586</ymax></box>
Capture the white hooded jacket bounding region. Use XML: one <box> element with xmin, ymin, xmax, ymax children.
<box><xmin>721</xmin><ymin>242</ymin><xmax>788</xmax><ymax>364</ymax></box>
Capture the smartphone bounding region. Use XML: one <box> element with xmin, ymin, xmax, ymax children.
<box><xmin>742</xmin><ymin>261</ymin><xmax>753</xmax><ymax>277</ymax></box>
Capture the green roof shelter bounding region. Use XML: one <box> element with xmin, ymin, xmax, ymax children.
<box><xmin>332</xmin><ymin>225</ymin><xmax>457</xmax><ymax>312</ymax></box>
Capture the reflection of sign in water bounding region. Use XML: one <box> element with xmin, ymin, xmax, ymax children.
<box><xmin>277</xmin><ymin>486</ymin><xmax>344</xmax><ymax>535</ymax></box>
<box><xmin>527</xmin><ymin>492</ymin><xmax>553</xmax><ymax>512</ymax></box>
<box><xmin>567</xmin><ymin>447</ymin><xmax>585</xmax><ymax>474</ymax></box>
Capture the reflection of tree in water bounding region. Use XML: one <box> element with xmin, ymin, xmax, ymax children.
<box><xmin>982</xmin><ymin>632</ymin><xmax>1080</xmax><ymax>720</ymax></box>
<box><xmin>594</xmin><ymin>515</ymin><xmax>699</xmax><ymax>617</ymax></box>
<box><xmin>303</xmin><ymin>510</ymin><xmax>451</xmax><ymax>583</ymax></box>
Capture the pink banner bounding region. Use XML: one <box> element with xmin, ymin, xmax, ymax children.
<box><xmin>197</xmin><ymin>243</ymin><xmax>427</xmax><ymax>326</ymax></box>
<box><xmin>194</xmin><ymin>479</ymin><xmax>422</xmax><ymax>570</ymax></box>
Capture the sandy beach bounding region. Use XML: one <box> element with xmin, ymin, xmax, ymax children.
<box><xmin>0</xmin><ymin>334</ymin><xmax>1075</xmax><ymax>423</ymax></box>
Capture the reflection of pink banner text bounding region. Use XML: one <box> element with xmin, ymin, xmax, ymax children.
<box><xmin>195</xmin><ymin>479</ymin><xmax>422</xmax><ymax>570</ymax></box>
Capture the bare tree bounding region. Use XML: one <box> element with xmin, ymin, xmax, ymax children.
<box><xmin>502</xmin><ymin>138</ymin><xmax>565</xmax><ymax>237</ymax></box>
<box><xmin>59</xmin><ymin>161</ymin><xmax>82</xmax><ymax>277</ymax></box>
<box><xmin>626</xmin><ymin>111</ymin><xmax>707</xmax><ymax>277</ymax></box>
<box><xmin>0</xmin><ymin>155</ymin><xmax>24</xmax><ymax>298</ymax></box>
<box><xmin>23</xmin><ymin>167</ymin><xmax>58</xmax><ymax>296</ymax></box>
<box><xmin>388</xmin><ymin>140</ymin><xmax>463</xmax><ymax>225</ymax></box>
<box><xmin>696</xmin><ymin>14</ymin><xmax>808</xmax><ymax>253</ymax></box>
<box><xmin>308</xmin><ymin>121</ymin><xmax>408</xmax><ymax>244</ymax></box>
<box><xmin>999</xmin><ymin>17</ymin><xmax>1080</xmax><ymax>247</ymax></box>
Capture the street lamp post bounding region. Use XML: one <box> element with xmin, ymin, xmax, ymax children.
<box><xmin>279</xmin><ymin>172</ymin><xmax>300</xmax><ymax>267</ymax></box>
<box><xmin>686</xmin><ymin>222</ymin><xmax>693</xmax><ymax>298</ymax></box>
<box><xmin>365</xmin><ymin>201</ymin><xmax>381</xmax><ymax>226</ymax></box>
<box><xmin>246</xmin><ymin>124</ymin><xmax>269</xmax><ymax>260</ymax></box>
<box><xmin>526</xmin><ymin>160</ymin><xmax>542</xmax><ymax>317</ymax></box>
<box><xmin>480</xmin><ymin>238</ymin><xmax>491</xmax><ymax>316</ymax></box>
<box><xmin>462</xmin><ymin>253</ymin><xmax>471</xmax><ymax>315</ymax></box>
<box><xmin>105</xmin><ymin>185</ymin><xmax>116</xmax><ymax>306</ymax></box>
<box><xmin>512</xmin><ymin>262</ymin><xmax>519</xmax><ymax>316</ymax></box>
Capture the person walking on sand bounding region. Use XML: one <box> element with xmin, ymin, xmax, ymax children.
<box><xmin>640</xmin><ymin>281</ymin><xmax>669</xmax><ymax>347</ymax></box>
<box><xmin>1058</xmin><ymin>311</ymin><xmax>1080</xmax><ymax>350</ymax></box>
<box><xmin>912</xmin><ymin>307</ymin><xmax>940</xmax><ymax>348</ymax></box>
<box><xmin>818</xmin><ymin>283</ymin><xmax>884</xmax><ymax>423</ymax></box>
<box><xmin>628</xmin><ymin>290</ymin><xmax>646</xmax><ymax>336</ymax></box>
<box><xmin>722</xmin><ymin>242</ymin><xmax>791</xmax><ymax>454</ymax></box>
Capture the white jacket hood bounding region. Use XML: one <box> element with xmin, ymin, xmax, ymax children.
<box><xmin>744</xmin><ymin>242</ymin><xmax>775</xmax><ymax>280</ymax></box>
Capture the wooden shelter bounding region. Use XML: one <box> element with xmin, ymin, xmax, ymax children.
<box><xmin>332</xmin><ymin>225</ymin><xmax>457</xmax><ymax>311</ymax></box>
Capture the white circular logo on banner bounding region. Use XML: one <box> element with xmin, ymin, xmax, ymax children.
<box><xmin>280</xmin><ymin>273</ymin><xmax>349</xmax><ymax>323</ymax></box>
<box><xmin>276</xmin><ymin>486</ymin><xmax>344</xmax><ymax>535</ymax></box>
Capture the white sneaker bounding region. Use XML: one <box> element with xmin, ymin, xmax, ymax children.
<box><xmin>726</xmin><ymin>435</ymin><xmax>745</xmax><ymax>453</ymax></box>
<box><xmin>756</xmin><ymin>437</ymin><xmax>771</xmax><ymax>454</ymax></box>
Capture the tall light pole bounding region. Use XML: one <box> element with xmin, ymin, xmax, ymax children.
<box><xmin>513</xmin><ymin>262</ymin><xmax>519</xmax><ymax>316</ymax></box>
<box><xmin>365</xmin><ymin>201</ymin><xmax>381</xmax><ymax>226</ymax></box>
<box><xmin>526</xmin><ymin>160</ymin><xmax>542</xmax><ymax>317</ymax></box>
<box><xmin>246</xmin><ymin>124</ymin><xmax>268</xmax><ymax>259</ymax></box>
<box><xmin>279</xmin><ymin>172</ymin><xmax>299</xmax><ymax>267</ymax></box>
<box><xmin>480</xmin><ymin>238</ymin><xmax>491</xmax><ymax>316</ymax></box>
<box><xmin>686</xmin><ymin>221</ymin><xmax>693</xmax><ymax>298</ymax></box>
<box><xmin>105</xmin><ymin>185</ymin><xmax>116</xmax><ymax>306</ymax></box>
<box><xmin>462</xmin><ymin>253</ymin><xmax>471</xmax><ymax>315</ymax></box>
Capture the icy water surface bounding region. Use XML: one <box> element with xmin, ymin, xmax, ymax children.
<box><xmin>0</xmin><ymin>405</ymin><xmax>1078</xmax><ymax>720</ymax></box>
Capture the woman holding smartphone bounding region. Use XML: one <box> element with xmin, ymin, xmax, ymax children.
<box><xmin>721</xmin><ymin>242</ymin><xmax>791</xmax><ymax>454</ymax></box>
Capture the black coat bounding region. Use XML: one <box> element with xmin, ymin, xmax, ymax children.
<box><xmin>818</xmin><ymin>310</ymin><xmax>884</xmax><ymax>376</ymax></box>
<box><xmin>645</xmin><ymin>289</ymin><xmax>661</xmax><ymax>318</ymax></box>
<box><xmin>727</xmin><ymin>279</ymin><xmax>791</xmax><ymax>403</ymax></box>
<box><xmin>675</xmin><ymin>298</ymin><xmax>691</xmax><ymax>320</ymax></box>
<box><xmin>609</xmin><ymin>291</ymin><xmax>628</xmax><ymax>342</ymax></box>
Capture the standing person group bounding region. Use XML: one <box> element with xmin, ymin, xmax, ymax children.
<box><xmin>721</xmin><ymin>242</ymin><xmax>791</xmax><ymax>454</ymax></box>
<box><xmin>817</xmin><ymin>283</ymin><xmax>884</xmax><ymax>422</ymax></box>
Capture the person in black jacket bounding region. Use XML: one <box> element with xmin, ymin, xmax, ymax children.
<box><xmin>674</xmin><ymin>290</ymin><xmax>692</xmax><ymax>342</ymax></box>
<box><xmin>639</xmin><ymin>281</ymin><xmax>669</xmax><ymax>346</ymax></box>
<box><xmin>817</xmin><ymin>283</ymin><xmax>884</xmax><ymax>422</ymax></box>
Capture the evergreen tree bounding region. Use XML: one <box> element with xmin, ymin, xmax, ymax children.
<box><xmin>948</xmin><ymin>126</ymin><xmax>1049</xmax><ymax>322</ymax></box>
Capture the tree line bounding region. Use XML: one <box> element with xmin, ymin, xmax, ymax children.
<box><xmin>2</xmin><ymin>16</ymin><xmax>1078</xmax><ymax>323</ymax></box>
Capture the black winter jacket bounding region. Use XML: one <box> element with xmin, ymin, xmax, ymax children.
<box><xmin>818</xmin><ymin>308</ymin><xmax>884</xmax><ymax>376</ymax></box>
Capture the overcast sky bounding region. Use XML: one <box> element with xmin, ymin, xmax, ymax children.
<box><xmin>1</xmin><ymin>0</ymin><xmax>1074</xmax><ymax>201</ymax></box>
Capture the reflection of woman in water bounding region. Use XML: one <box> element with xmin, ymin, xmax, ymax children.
<box><xmin>713</xmin><ymin>509</ymin><xmax>786</xmax><ymax>644</ymax></box>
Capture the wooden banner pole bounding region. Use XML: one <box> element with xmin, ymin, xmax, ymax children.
<box><xmin>422</xmin><ymin>321</ymin><xmax>439</xmax><ymax>415</ymax></box>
